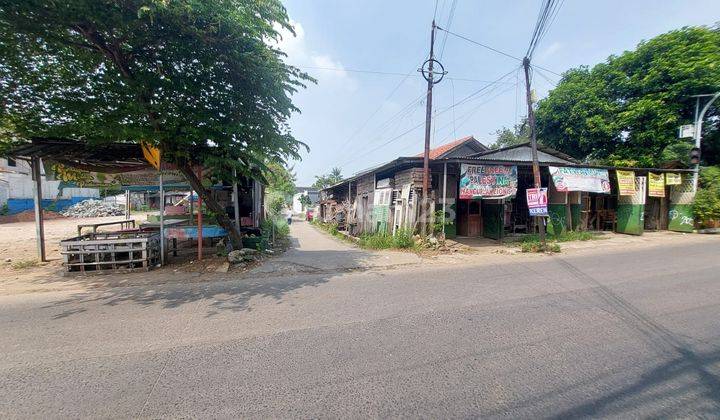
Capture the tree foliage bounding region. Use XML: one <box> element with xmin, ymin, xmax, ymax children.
<box><xmin>264</xmin><ymin>162</ymin><xmax>296</xmax><ymax>200</ymax></box>
<box><xmin>312</xmin><ymin>167</ymin><xmax>343</xmax><ymax>189</ymax></box>
<box><xmin>490</xmin><ymin>118</ymin><xmax>530</xmax><ymax>149</ymax></box>
<box><xmin>0</xmin><ymin>0</ymin><xmax>312</xmax><ymax>247</ymax></box>
<box><xmin>536</xmin><ymin>26</ymin><xmax>720</xmax><ymax>166</ymax></box>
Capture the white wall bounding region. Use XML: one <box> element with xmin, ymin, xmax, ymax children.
<box><xmin>0</xmin><ymin>158</ymin><xmax>99</xmax><ymax>203</ymax></box>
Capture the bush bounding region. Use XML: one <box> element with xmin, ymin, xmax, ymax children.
<box><xmin>393</xmin><ymin>228</ymin><xmax>415</xmax><ymax>248</ymax></box>
<box><xmin>694</xmin><ymin>166</ymin><xmax>720</xmax><ymax>226</ymax></box>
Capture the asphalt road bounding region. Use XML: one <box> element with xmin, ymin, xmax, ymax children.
<box><xmin>1</xmin><ymin>240</ymin><xmax>720</xmax><ymax>418</ymax></box>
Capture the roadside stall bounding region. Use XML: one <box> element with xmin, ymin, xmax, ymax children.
<box><xmin>6</xmin><ymin>138</ymin><xmax>262</xmax><ymax>272</ymax></box>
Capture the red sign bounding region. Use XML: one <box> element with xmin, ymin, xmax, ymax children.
<box><xmin>526</xmin><ymin>187</ymin><xmax>548</xmax><ymax>216</ymax></box>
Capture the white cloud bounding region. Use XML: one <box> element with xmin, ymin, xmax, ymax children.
<box><xmin>273</xmin><ymin>20</ymin><xmax>358</xmax><ymax>92</ymax></box>
<box><xmin>537</xmin><ymin>42</ymin><xmax>563</xmax><ymax>61</ymax></box>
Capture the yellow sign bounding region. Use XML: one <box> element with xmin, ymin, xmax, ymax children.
<box><xmin>616</xmin><ymin>170</ymin><xmax>636</xmax><ymax>196</ymax></box>
<box><xmin>665</xmin><ymin>172</ymin><xmax>682</xmax><ymax>185</ymax></box>
<box><xmin>141</xmin><ymin>142</ymin><xmax>161</xmax><ymax>170</ymax></box>
<box><xmin>648</xmin><ymin>172</ymin><xmax>665</xmax><ymax>197</ymax></box>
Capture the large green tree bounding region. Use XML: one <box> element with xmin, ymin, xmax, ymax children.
<box><xmin>536</xmin><ymin>26</ymin><xmax>720</xmax><ymax>166</ymax></box>
<box><xmin>0</xmin><ymin>0</ymin><xmax>311</xmax><ymax>247</ymax></box>
<box><xmin>312</xmin><ymin>167</ymin><xmax>343</xmax><ymax>189</ymax></box>
<box><xmin>490</xmin><ymin>118</ymin><xmax>530</xmax><ymax>149</ymax></box>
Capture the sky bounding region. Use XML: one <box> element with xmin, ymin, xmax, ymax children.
<box><xmin>278</xmin><ymin>0</ymin><xmax>720</xmax><ymax>186</ymax></box>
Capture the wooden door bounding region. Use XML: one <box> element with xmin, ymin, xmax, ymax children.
<box><xmin>457</xmin><ymin>200</ymin><xmax>468</xmax><ymax>236</ymax></box>
<box><xmin>468</xmin><ymin>200</ymin><xmax>482</xmax><ymax>236</ymax></box>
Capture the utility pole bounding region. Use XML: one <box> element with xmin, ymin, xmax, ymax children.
<box><xmin>420</xmin><ymin>20</ymin><xmax>445</xmax><ymax>236</ymax></box>
<box><xmin>522</xmin><ymin>57</ymin><xmax>546</xmax><ymax>248</ymax></box>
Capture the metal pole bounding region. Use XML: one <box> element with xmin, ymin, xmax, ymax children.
<box><xmin>125</xmin><ymin>189</ymin><xmax>130</xmax><ymax>219</ymax></box>
<box><xmin>31</xmin><ymin>157</ymin><xmax>46</xmax><ymax>262</ymax></box>
<box><xmin>693</xmin><ymin>92</ymin><xmax>720</xmax><ymax>191</ymax></box>
<box><xmin>197</xmin><ymin>167</ymin><xmax>203</xmax><ymax>261</ymax></box>
<box><xmin>159</xmin><ymin>172</ymin><xmax>165</xmax><ymax>266</ymax></box>
<box><xmin>421</xmin><ymin>20</ymin><xmax>436</xmax><ymax>237</ymax></box>
<box><xmin>523</xmin><ymin>57</ymin><xmax>547</xmax><ymax>248</ymax></box>
<box><xmin>442</xmin><ymin>162</ymin><xmax>447</xmax><ymax>237</ymax></box>
<box><xmin>232</xmin><ymin>168</ymin><xmax>241</xmax><ymax>235</ymax></box>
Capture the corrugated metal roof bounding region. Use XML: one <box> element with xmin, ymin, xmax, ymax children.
<box><xmin>470</xmin><ymin>147</ymin><xmax>574</xmax><ymax>164</ymax></box>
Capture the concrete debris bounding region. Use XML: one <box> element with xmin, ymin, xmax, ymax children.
<box><xmin>60</xmin><ymin>200</ymin><xmax>124</xmax><ymax>218</ymax></box>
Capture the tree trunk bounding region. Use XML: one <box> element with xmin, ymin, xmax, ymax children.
<box><xmin>177</xmin><ymin>163</ymin><xmax>243</xmax><ymax>249</ymax></box>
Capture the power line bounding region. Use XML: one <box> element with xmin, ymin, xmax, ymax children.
<box><xmin>337</xmin><ymin>66</ymin><xmax>519</xmax><ymax>169</ymax></box>
<box><xmin>438</xmin><ymin>0</ymin><xmax>458</xmax><ymax>60</ymax></box>
<box><xmin>295</xmin><ymin>65</ymin><xmax>512</xmax><ymax>83</ymax></box>
<box><xmin>434</xmin><ymin>26</ymin><xmax>562</xmax><ymax>77</ymax></box>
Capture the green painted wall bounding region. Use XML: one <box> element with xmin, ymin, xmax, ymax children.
<box><xmin>570</xmin><ymin>204</ymin><xmax>582</xmax><ymax>230</ymax></box>
<box><xmin>482</xmin><ymin>202</ymin><xmax>503</xmax><ymax>240</ymax></box>
<box><xmin>371</xmin><ymin>205</ymin><xmax>390</xmax><ymax>233</ymax></box>
<box><xmin>547</xmin><ymin>204</ymin><xmax>567</xmax><ymax>235</ymax></box>
<box><xmin>668</xmin><ymin>204</ymin><xmax>694</xmax><ymax>232</ymax></box>
<box><xmin>616</xmin><ymin>204</ymin><xmax>644</xmax><ymax>235</ymax></box>
<box><xmin>444</xmin><ymin>203</ymin><xmax>457</xmax><ymax>239</ymax></box>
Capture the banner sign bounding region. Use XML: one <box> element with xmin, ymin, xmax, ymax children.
<box><xmin>53</xmin><ymin>164</ymin><xmax>187</xmax><ymax>188</ymax></box>
<box><xmin>648</xmin><ymin>172</ymin><xmax>665</xmax><ymax>197</ymax></box>
<box><xmin>548</xmin><ymin>166</ymin><xmax>611</xmax><ymax>194</ymax></box>
<box><xmin>665</xmin><ymin>172</ymin><xmax>682</xmax><ymax>185</ymax></box>
<box><xmin>616</xmin><ymin>170</ymin><xmax>636</xmax><ymax>196</ymax></box>
<box><xmin>459</xmin><ymin>164</ymin><xmax>518</xmax><ymax>199</ymax></box>
<box><xmin>526</xmin><ymin>187</ymin><xmax>549</xmax><ymax>216</ymax></box>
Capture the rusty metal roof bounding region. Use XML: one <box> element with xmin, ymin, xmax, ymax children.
<box><xmin>6</xmin><ymin>138</ymin><xmax>150</xmax><ymax>173</ymax></box>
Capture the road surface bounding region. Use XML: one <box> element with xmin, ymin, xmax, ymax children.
<box><xmin>1</xmin><ymin>237</ymin><xmax>719</xmax><ymax>418</ymax></box>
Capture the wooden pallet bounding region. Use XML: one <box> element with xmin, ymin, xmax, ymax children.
<box><xmin>60</xmin><ymin>232</ymin><xmax>160</xmax><ymax>273</ymax></box>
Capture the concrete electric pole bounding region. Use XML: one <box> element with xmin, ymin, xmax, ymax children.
<box><xmin>522</xmin><ymin>57</ymin><xmax>547</xmax><ymax>248</ymax></box>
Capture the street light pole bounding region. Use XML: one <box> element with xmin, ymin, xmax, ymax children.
<box><xmin>692</xmin><ymin>92</ymin><xmax>720</xmax><ymax>190</ymax></box>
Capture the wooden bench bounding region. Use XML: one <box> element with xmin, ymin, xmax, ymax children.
<box><xmin>77</xmin><ymin>219</ymin><xmax>136</xmax><ymax>237</ymax></box>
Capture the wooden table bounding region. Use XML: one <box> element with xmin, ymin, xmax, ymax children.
<box><xmin>77</xmin><ymin>219</ymin><xmax>136</xmax><ymax>236</ymax></box>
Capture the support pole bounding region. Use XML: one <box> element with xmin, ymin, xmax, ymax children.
<box><xmin>159</xmin><ymin>172</ymin><xmax>165</xmax><ymax>266</ymax></box>
<box><xmin>31</xmin><ymin>157</ymin><xmax>46</xmax><ymax>262</ymax></box>
<box><xmin>522</xmin><ymin>57</ymin><xmax>547</xmax><ymax>248</ymax></box>
<box><xmin>197</xmin><ymin>167</ymin><xmax>203</xmax><ymax>261</ymax></box>
<box><xmin>421</xmin><ymin>20</ymin><xmax>437</xmax><ymax>237</ymax></box>
<box><xmin>232</xmin><ymin>168</ymin><xmax>241</xmax><ymax>238</ymax></box>
<box><xmin>125</xmin><ymin>189</ymin><xmax>130</xmax><ymax>219</ymax></box>
<box><xmin>442</xmin><ymin>162</ymin><xmax>447</xmax><ymax>237</ymax></box>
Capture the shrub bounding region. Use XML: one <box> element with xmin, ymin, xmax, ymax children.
<box><xmin>694</xmin><ymin>166</ymin><xmax>720</xmax><ymax>226</ymax></box>
<box><xmin>392</xmin><ymin>228</ymin><xmax>414</xmax><ymax>248</ymax></box>
<box><xmin>358</xmin><ymin>229</ymin><xmax>417</xmax><ymax>250</ymax></box>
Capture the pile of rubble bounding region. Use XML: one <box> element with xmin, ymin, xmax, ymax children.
<box><xmin>61</xmin><ymin>199</ymin><xmax>124</xmax><ymax>218</ymax></box>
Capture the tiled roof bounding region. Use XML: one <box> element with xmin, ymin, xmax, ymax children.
<box><xmin>414</xmin><ymin>136</ymin><xmax>476</xmax><ymax>159</ymax></box>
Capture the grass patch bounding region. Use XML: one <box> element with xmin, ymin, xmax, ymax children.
<box><xmin>358</xmin><ymin>229</ymin><xmax>417</xmax><ymax>250</ymax></box>
<box><xmin>514</xmin><ymin>231</ymin><xmax>605</xmax><ymax>253</ymax></box>
<box><xmin>11</xmin><ymin>259</ymin><xmax>39</xmax><ymax>269</ymax></box>
<box><xmin>516</xmin><ymin>230</ymin><xmax>605</xmax><ymax>244</ymax></box>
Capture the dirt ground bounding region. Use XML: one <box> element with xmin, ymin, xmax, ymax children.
<box><xmin>0</xmin><ymin>214</ymin><xmax>254</xmax><ymax>295</ymax></box>
<box><xmin>1</xmin><ymin>214</ymin><xmax>718</xmax><ymax>296</ymax></box>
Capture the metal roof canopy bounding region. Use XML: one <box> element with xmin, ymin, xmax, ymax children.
<box><xmin>7</xmin><ymin>137</ymin><xmax>151</xmax><ymax>173</ymax></box>
<box><xmin>5</xmin><ymin>137</ymin><xmax>241</xmax><ymax>266</ymax></box>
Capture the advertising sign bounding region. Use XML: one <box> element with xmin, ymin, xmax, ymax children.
<box><xmin>648</xmin><ymin>172</ymin><xmax>665</xmax><ymax>197</ymax></box>
<box><xmin>616</xmin><ymin>170</ymin><xmax>636</xmax><ymax>196</ymax></box>
<box><xmin>459</xmin><ymin>164</ymin><xmax>518</xmax><ymax>199</ymax></box>
<box><xmin>548</xmin><ymin>166</ymin><xmax>611</xmax><ymax>194</ymax></box>
<box><xmin>526</xmin><ymin>187</ymin><xmax>549</xmax><ymax>216</ymax></box>
<box><xmin>665</xmin><ymin>172</ymin><xmax>682</xmax><ymax>185</ymax></box>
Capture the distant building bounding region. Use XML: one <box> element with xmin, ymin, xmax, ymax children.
<box><xmin>0</xmin><ymin>158</ymin><xmax>99</xmax><ymax>214</ymax></box>
<box><xmin>292</xmin><ymin>187</ymin><xmax>319</xmax><ymax>214</ymax></box>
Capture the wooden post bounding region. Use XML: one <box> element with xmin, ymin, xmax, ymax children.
<box><xmin>442</xmin><ymin>162</ymin><xmax>447</xmax><ymax>237</ymax></box>
<box><xmin>125</xmin><ymin>189</ymin><xmax>130</xmax><ymax>219</ymax></box>
<box><xmin>31</xmin><ymin>157</ymin><xmax>46</xmax><ymax>262</ymax></box>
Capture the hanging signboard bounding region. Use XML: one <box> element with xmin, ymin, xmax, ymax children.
<box><xmin>616</xmin><ymin>170</ymin><xmax>636</xmax><ymax>196</ymax></box>
<box><xmin>459</xmin><ymin>164</ymin><xmax>517</xmax><ymax>199</ymax></box>
<box><xmin>526</xmin><ymin>187</ymin><xmax>549</xmax><ymax>216</ymax></box>
<box><xmin>665</xmin><ymin>172</ymin><xmax>682</xmax><ymax>185</ymax></box>
<box><xmin>53</xmin><ymin>164</ymin><xmax>188</xmax><ymax>188</ymax></box>
<box><xmin>548</xmin><ymin>166</ymin><xmax>611</xmax><ymax>194</ymax></box>
<box><xmin>648</xmin><ymin>172</ymin><xmax>665</xmax><ymax>197</ymax></box>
